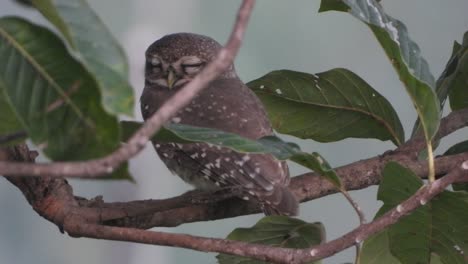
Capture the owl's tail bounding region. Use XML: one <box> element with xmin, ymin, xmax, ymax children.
<box><xmin>262</xmin><ymin>186</ymin><xmax>299</xmax><ymax>216</ymax></box>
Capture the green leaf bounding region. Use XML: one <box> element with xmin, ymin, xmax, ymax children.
<box><xmin>217</xmin><ymin>216</ymin><xmax>324</xmax><ymax>264</ymax></box>
<box><xmin>0</xmin><ymin>17</ymin><xmax>130</xmax><ymax>180</ymax></box>
<box><xmin>447</xmin><ymin>32</ymin><xmax>468</xmax><ymax>110</ymax></box>
<box><xmin>248</xmin><ymin>69</ymin><xmax>404</xmax><ymax>145</ymax></box>
<box><xmin>320</xmin><ymin>0</ymin><xmax>440</xmax><ymax>143</ymax></box>
<box><xmin>31</xmin><ymin>0</ymin><xmax>134</xmax><ymax>116</ymax></box>
<box><xmin>360</xmin><ymin>162</ymin><xmax>468</xmax><ymax>264</ymax></box>
<box><xmin>444</xmin><ymin>140</ymin><xmax>468</xmax><ymax>192</ymax></box>
<box><xmin>15</xmin><ymin>0</ymin><xmax>33</xmax><ymax>7</ymax></box>
<box><xmin>444</xmin><ymin>140</ymin><xmax>468</xmax><ymax>156</ymax></box>
<box><xmin>435</xmin><ymin>38</ymin><xmax>462</xmax><ymax>107</ymax></box>
<box><xmin>360</xmin><ymin>230</ymin><xmax>401</xmax><ymax>264</ymax></box>
<box><xmin>121</xmin><ymin>121</ymin><xmax>342</xmax><ymax>188</ymax></box>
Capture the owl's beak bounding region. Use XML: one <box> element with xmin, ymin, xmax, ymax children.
<box><xmin>167</xmin><ymin>70</ymin><xmax>177</xmax><ymax>89</ymax></box>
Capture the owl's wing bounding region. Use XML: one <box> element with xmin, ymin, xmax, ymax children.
<box><xmin>156</xmin><ymin>142</ymin><xmax>296</xmax><ymax>215</ymax></box>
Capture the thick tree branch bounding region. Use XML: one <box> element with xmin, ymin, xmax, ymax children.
<box><xmin>4</xmin><ymin>144</ymin><xmax>467</xmax><ymax>264</ymax></box>
<box><xmin>0</xmin><ymin>0</ymin><xmax>255</xmax><ymax>178</ymax></box>
<box><xmin>89</xmin><ymin>151</ymin><xmax>468</xmax><ymax>229</ymax></box>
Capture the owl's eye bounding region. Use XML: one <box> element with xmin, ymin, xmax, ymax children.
<box><xmin>152</xmin><ymin>64</ymin><xmax>162</xmax><ymax>73</ymax></box>
<box><xmin>182</xmin><ymin>62</ymin><xmax>204</xmax><ymax>75</ymax></box>
<box><xmin>148</xmin><ymin>57</ymin><xmax>162</xmax><ymax>72</ymax></box>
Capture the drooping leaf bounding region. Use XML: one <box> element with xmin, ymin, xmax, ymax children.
<box><xmin>319</xmin><ymin>0</ymin><xmax>440</xmax><ymax>143</ymax></box>
<box><xmin>360</xmin><ymin>162</ymin><xmax>468</xmax><ymax>264</ymax></box>
<box><xmin>248</xmin><ymin>69</ymin><xmax>404</xmax><ymax>146</ymax></box>
<box><xmin>0</xmin><ymin>17</ymin><xmax>130</xmax><ymax>179</ymax></box>
<box><xmin>217</xmin><ymin>216</ymin><xmax>324</xmax><ymax>264</ymax></box>
<box><xmin>31</xmin><ymin>0</ymin><xmax>134</xmax><ymax>116</ymax></box>
<box><xmin>121</xmin><ymin>121</ymin><xmax>342</xmax><ymax>187</ymax></box>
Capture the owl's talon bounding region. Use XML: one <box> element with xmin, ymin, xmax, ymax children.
<box><xmin>189</xmin><ymin>187</ymin><xmax>242</xmax><ymax>204</ymax></box>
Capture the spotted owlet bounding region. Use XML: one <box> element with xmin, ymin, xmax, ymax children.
<box><xmin>140</xmin><ymin>33</ymin><xmax>298</xmax><ymax>216</ymax></box>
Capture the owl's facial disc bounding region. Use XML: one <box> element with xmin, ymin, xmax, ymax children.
<box><xmin>146</xmin><ymin>55</ymin><xmax>206</xmax><ymax>89</ymax></box>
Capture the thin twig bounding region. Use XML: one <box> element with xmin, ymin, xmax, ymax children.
<box><xmin>0</xmin><ymin>0</ymin><xmax>255</xmax><ymax>178</ymax></box>
<box><xmin>0</xmin><ymin>130</ymin><xmax>27</xmax><ymax>145</ymax></box>
<box><xmin>341</xmin><ymin>190</ymin><xmax>366</xmax><ymax>224</ymax></box>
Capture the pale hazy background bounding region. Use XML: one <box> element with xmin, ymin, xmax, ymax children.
<box><xmin>1</xmin><ymin>1</ymin><xmax>468</xmax><ymax>263</ymax></box>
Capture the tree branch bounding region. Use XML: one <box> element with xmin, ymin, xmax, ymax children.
<box><xmin>0</xmin><ymin>0</ymin><xmax>255</xmax><ymax>178</ymax></box>
<box><xmin>4</xmin><ymin>144</ymin><xmax>467</xmax><ymax>264</ymax></box>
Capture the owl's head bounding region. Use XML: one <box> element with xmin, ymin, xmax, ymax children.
<box><xmin>145</xmin><ymin>33</ymin><xmax>236</xmax><ymax>89</ymax></box>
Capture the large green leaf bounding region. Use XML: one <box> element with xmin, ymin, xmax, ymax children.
<box><xmin>217</xmin><ymin>216</ymin><xmax>324</xmax><ymax>264</ymax></box>
<box><xmin>31</xmin><ymin>0</ymin><xmax>134</xmax><ymax>116</ymax></box>
<box><xmin>0</xmin><ymin>17</ymin><xmax>130</xmax><ymax>179</ymax></box>
<box><xmin>319</xmin><ymin>0</ymin><xmax>440</xmax><ymax>143</ymax></box>
<box><xmin>248</xmin><ymin>69</ymin><xmax>404</xmax><ymax>145</ymax></box>
<box><xmin>360</xmin><ymin>162</ymin><xmax>468</xmax><ymax>264</ymax></box>
<box><xmin>122</xmin><ymin>121</ymin><xmax>342</xmax><ymax>188</ymax></box>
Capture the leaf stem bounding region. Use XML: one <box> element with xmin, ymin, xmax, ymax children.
<box><xmin>427</xmin><ymin>141</ymin><xmax>435</xmax><ymax>182</ymax></box>
<box><xmin>354</xmin><ymin>243</ymin><xmax>361</xmax><ymax>264</ymax></box>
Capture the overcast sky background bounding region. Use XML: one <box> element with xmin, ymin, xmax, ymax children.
<box><xmin>1</xmin><ymin>1</ymin><xmax>468</xmax><ymax>263</ymax></box>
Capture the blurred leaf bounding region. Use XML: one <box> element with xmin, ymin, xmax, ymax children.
<box><xmin>435</xmin><ymin>37</ymin><xmax>462</xmax><ymax>107</ymax></box>
<box><xmin>0</xmin><ymin>17</ymin><xmax>130</xmax><ymax>180</ymax></box>
<box><xmin>31</xmin><ymin>0</ymin><xmax>134</xmax><ymax>116</ymax></box>
<box><xmin>361</xmin><ymin>162</ymin><xmax>468</xmax><ymax>264</ymax></box>
<box><xmin>122</xmin><ymin>121</ymin><xmax>342</xmax><ymax>187</ymax></box>
<box><xmin>248</xmin><ymin>69</ymin><xmax>404</xmax><ymax>145</ymax></box>
<box><xmin>320</xmin><ymin>0</ymin><xmax>440</xmax><ymax>143</ymax></box>
<box><xmin>0</xmin><ymin>87</ymin><xmax>25</xmax><ymax>146</ymax></box>
<box><xmin>444</xmin><ymin>140</ymin><xmax>468</xmax><ymax>156</ymax></box>
<box><xmin>217</xmin><ymin>216</ymin><xmax>324</xmax><ymax>264</ymax></box>
<box><xmin>447</xmin><ymin>32</ymin><xmax>468</xmax><ymax>110</ymax></box>
<box><xmin>14</xmin><ymin>0</ymin><xmax>33</xmax><ymax>7</ymax></box>
<box><xmin>444</xmin><ymin>140</ymin><xmax>468</xmax><ymax>191</ymax></box>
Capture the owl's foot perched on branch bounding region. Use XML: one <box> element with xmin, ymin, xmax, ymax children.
<box><xmin>187</xmin><ymin>186</ymin><xmax>244</xmax><ymax>204</ymax></box>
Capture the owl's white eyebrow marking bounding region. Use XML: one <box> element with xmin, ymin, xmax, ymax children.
<box><xmin>150</xmin><ymin>57</ymin><xmax>161</xmax><ymax>65</ymax></box>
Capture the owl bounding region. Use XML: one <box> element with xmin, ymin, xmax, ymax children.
<box><xmin>140</xmin><ymin>33</ymin><xmax>298</xmax><ymax>216</ymax></box>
